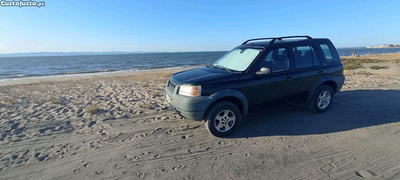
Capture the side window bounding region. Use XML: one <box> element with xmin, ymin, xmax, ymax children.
<box><xmin>265</xmin><ymin>50</ymin><xmax>273</xmax><ymax>62</ymax></box>
<box><xmin>262</xmin><ymin>47</ymin><xmax>289</xmax><ymax>72</ymax></box>
<box><xmin>292</xmin><ymin>45</ymin><xmax>320</xmax><ymax>69</ymax></box>
<box><xmin>312</xmin><ymin>47</ymin><xmax>320</xmax><ymax>66</ymax></box>
<box><xmin>320</xmin><ymin>44</ymin><xmax>340</xmax><ymax>63</ymax></box>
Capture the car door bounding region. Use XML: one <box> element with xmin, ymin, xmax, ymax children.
<box><xmin>244</xmin><ymin>47</ymin><xmax>294</xmax><ymax>110</ymax></box>
<box><xmin>290</xmin><ymin>44</ymin><xmax>325</xmax><ymax>101</ymax></box>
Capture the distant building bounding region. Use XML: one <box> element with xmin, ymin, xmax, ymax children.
<box><xmin>367</xmin><ymin>44</ymin><xmax>400</xmax><ymax>48</ymax></box>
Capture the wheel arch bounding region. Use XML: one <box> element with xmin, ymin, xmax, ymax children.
<box><xmin>307</xmin><ymin>76</ymin><xmax>339</xmax><ymax>102</ymax></box>
<box><xmin>204</xmin><ymin>89</ymin><xmax>248</xmax><ymax>119</ymax></box>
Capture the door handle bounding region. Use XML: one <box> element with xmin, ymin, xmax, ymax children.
<box><xmin>286</xmin><ymin>76</ymin><xmax>293</xmax><ymax>79</ymax></box>
<box><xmin>318</xmin><ymin>70</ymin><xmax>324</xmax><ymax>74</ymax></box>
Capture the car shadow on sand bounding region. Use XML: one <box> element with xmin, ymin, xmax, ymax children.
<box><xmin>228</xmin><ymin>89</ymin><xmax>400</xmax><ymax>138</ymax></box>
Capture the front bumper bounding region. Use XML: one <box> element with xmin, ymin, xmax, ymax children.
<box><xmin>165</xmin><ymin>85</ymin><xmax>214</xmax><ymax>121</ymax></box>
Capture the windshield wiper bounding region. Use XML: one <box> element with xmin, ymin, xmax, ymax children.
<box><xmin>213</xmin><ymin>65</ymin><xmax>240</xmax><ymax>73</ymax></box>
<box><xmin>206</xmin><ymin>64</ymin><xmax>215</xmax><ymax>69</ymax></box>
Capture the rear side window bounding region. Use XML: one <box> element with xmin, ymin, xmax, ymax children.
<box><xmin>320</xmin><ymin>44</ymin><xmax>340</xmax><ymax>63</ymax></box>
<box><xmin>262</xmin><ymin>47</ymin><xmax>289</xmax><ymax>72</ymax></box>
<box><xmin>292</xmin><ymin>46</ymin><xmax>320</xmax><ymax>69</ymax></box>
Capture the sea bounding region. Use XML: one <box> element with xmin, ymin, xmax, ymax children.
<box><xmin>1</xmin><ymin>47</ymin><xmax>400</xmax><ymax>81</ymax></box>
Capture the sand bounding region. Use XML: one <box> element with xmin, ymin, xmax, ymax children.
<box><xmin>1</xmin><ymin>54</ymin><xmax>400</xmax><ymax>179</ymax></box>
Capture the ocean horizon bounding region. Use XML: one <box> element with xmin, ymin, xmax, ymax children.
<box><xmin>1</xmin><ymin>47</ymin><xmax>400</xmax><ymax>81</ymax></box>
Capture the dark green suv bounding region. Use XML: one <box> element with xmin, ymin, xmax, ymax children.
<box><xmin>165</xmin><ymin>36</ymin><xmax>345</xmax><ymax>137</ymax></box>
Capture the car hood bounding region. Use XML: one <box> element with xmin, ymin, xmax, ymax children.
<box><xmin>171</xmin><ymin>66</ymin><xmax>241</xmax><ymax>85</ymax></box>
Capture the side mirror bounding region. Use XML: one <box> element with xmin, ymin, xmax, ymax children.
<box><xmin>255</xmin><ymin>67</ymin><xmax>271</xmax><ymax>77</ymax></box>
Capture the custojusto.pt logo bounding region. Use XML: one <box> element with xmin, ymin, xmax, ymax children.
<box><xmin>1</xmin><ymin>0</ymin><xmax>45</xmax><ymax>8</ymax></box>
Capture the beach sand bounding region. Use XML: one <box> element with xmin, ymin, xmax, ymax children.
<box><xmin>1</xmin><ymin>53</ymin><xmax>400</xmax><ymax>179</ymax></box>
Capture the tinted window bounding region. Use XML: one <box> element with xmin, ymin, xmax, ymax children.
<box><xmin>320</xmin><ymin>44</ymin><xmax>340</xmax><ymax>63</ymax></box>
<box><xmin>292</xmin><ymin>46</ymin><xmax>320</xmax><ymax>69</ymax></box>
<box><xmin>262</xmin><ymin>47</ymin><xmax>289</xmax><ymax>72</ymax></box>
<box><xmin>312</xmin><ymin>47</ymin><xmax>321</xmax><ymax>66</ymax></box>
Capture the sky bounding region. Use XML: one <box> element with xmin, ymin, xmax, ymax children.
<box><xmin>1</xmin><ymin>0</ymin><xmax>399</xmax><ymax>54</ymax></box>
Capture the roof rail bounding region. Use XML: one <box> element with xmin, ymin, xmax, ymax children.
<box><xmin>242</xmin><ymin>35</ymin><xmax>312</xmax><ymax>45</ymax></box>
<box><xmin>242</xmin><ymin>38</ymin><xmax>276</xmax><ymax>45</ymax></box>
<box><xmin>269</xmin><ymin>36</ymin><xmax>312</xmax><ymax>44</ymax></box>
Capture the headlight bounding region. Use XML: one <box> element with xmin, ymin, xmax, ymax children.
<box><xmin>179</xmin><ymin>85</ymin><xmax>202</xmax><ymax>97</ymax></box>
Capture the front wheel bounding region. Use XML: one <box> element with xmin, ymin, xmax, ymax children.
<box><xmin>308</xmin><ymin>85</ymin><xmax>334</xmax><ymax>113</ymax></box>
<box><xmin>204</xmin><ymin>101</ymin><xmax>241</xmax><ymax>137</ymax></box>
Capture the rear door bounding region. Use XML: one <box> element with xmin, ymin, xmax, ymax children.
<box><xmin>291</xmin><ymin>44</ymin><xmax>325</xmax><ymax>101</ymax></box>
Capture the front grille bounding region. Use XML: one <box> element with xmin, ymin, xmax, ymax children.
<box><xmin>168</xmin><ymin>80</ymin><xmax>177</xmax><ymax>92</ymax></box>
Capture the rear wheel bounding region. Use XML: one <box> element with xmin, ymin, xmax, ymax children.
<box><xmin>308</xmin><ymin>85</ymin><xmax>334</xmax><ymax>113</ymax></box>
<box><xmin>204</xmin><ymin>101</ymin><xmax>241</xmax><ymax>137</ymax></box>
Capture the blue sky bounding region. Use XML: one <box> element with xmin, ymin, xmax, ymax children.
<box><xmin>1</xmin><ymin>0</ymin><xmax>399</xmax><ymax>53</ymax></box>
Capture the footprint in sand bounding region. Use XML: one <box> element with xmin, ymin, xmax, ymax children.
<box><xmin>10</xmin><ymin>122</ymin><xmax>20</xmax><ymax>129</ymax></box>
<box><xmin>88</xmin><ymin>121</ymin><xmax>96</xmax><ymax>128</ymax></box>
<box><xmin>228</xmin><ymin>152</ymin><xmax>236</xmax><ymax>156</ymax></box>
<box><xmin>172</xmin><ymin>165</ymin><xmax>186</xmax><ymax>171</ymax></box>
<box><xmin>1</xmin><ymin>157</ymin><xmax>10</xmax><ymax>164</ymax></box>
<box><xmin>213</xmin><ymin>157</ymin><xmax>221</xmax><ymax>161</ymax></box>
<box><xmin>89</xmin><ymin>141</ymin><xmax>102</xmax><ymax>149</ymax></box>
<box><xmin>136</xmin><ymin>172</ymin><xmax>147</xmax><ymax>178</ymax></box>
<box><xmin>95</xmin><ymin>170</ymin><xmax>104</xmax><ymax>175</ymax></box>
<box><xmin>164</xmin><ymin>129</ymin><xmax>173</xmax><ymax>134</ymax></box>
<box><xmin>182</xmin><ymin>135</ymin><xmax>194</xmax><ymax>139</ymax></box>
<box><xmin>141</xmin><ymin>152</ymin><xmax>151</xmax><ymax>155</ymax></box>
<box><xmin>54</xmin><ymin>125</ymin><xmax>63</xmax><ymax>131</ymax></box>
<box><xmin>355</xmin><ymin>170</ymin><xmax>377</xmax><ymax>178</ymax></box>
<box><xmin>73</xmin><ymin>168</ymin><xmax>82</xmax><ymax>173</ymax></box>
<box><xmin>97</xmin><ymin>130</ymin><xmax>107</xmax><ymax>136</ymax></box>
<box><xmin>35</xmin><ymin>153</ymin><xmax>49</xmax><ymax>161</ymax></box>
<box><xmin>84</xmin><ymin>162</ymin><xmax>91</xmax><ymax>167</ymax></box>
<box><xmin>134</xmin><ymin>133</ymin><xmax>147</xmax><ymax>138</ymax></box>
<box><xmin>11</xmin><ymin>154</ymin><xmax>18</xmax><ymax>160</ymax></box>
<box><xmin>1</xmin><ymin>133</ymin><xmax>7</xmax><ymax>141</ymax></box>
<box><xmin>151</xmin><ymin>128</ymin><xmax>162</xmax><ymax>134</ymax></box>
<box><xmin>39</xmin><ymin>127</ymin><xmax>54</xmax><ymax>134</ymax></box>
<box><xmin>103</xmin><ymin>117</ymin><xmax>116</xmax><ymax>122</ymax></box>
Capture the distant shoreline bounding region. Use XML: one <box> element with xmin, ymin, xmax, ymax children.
<box><xmin>367</xmin><ymin>44</ymin><xmax>400</xmax><ymax>49</ymax></box>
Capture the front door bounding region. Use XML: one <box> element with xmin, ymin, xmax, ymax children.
<box><xmin>246</xmin><ymin>47</ymin><xmax>294</xmax><ymax>110</ymax></box>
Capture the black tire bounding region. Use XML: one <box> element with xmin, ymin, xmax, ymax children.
<box><xmin>308</xmin><ymin>85</ymin><xmax>334</xmax><ymax>113</ymax></box>
<box><xmin>204</xmin><ymin>101</ymin><xmax>241</xmax><ymax>137</ymax></box>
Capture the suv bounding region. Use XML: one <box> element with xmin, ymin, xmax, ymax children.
<box><xmin>165</xmin><ymin>36</ymin><xmax>345</xmax><ymax>137</ymax></box>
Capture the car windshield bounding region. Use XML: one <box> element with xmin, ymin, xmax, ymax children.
<box><xmin>212</xmin><ymin>48</ymin><xmax>262</xmax><ymax>72</ymax></box>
